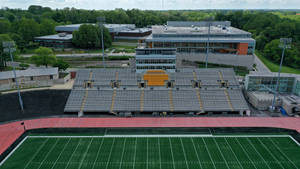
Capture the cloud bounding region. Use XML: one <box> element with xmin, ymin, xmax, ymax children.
<box><xmin>1</xmin><ymin>0</ymin><xmax>299</xmax><ymax>9</ymax></box>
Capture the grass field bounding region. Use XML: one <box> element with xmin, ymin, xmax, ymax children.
<box><xmin>255</xmin><ymin>51</ymin><xmax>300</xmax><ymax>74</ymax></box>
<box><xmin>1</xmin><ymin>135</ymin><xmax>300</xmax><ymax>169</ymax></box>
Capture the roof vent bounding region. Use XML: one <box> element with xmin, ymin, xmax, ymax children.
<box><xmin>58</xmin><ymin>33</ymin><xmax>67</xmax><ymax>37</ymax></box>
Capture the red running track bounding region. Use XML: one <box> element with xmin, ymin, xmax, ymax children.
<box><xmin>1</xmin><ymin>117</ymin><xmax>300</xmax><ymax>155</ymax></box>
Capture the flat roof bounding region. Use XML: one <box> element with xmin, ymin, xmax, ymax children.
<box><xmin>55</xmin><ymin>24</ymin><xmax>150</xmax><ymax>33</ymax></box>
<box><xmin>248</xmin><ymin>71</ymin><xmax>300</xmax><ymax>78</ymax></box>
<box><xmin>146</xmin><ymin>35</ymin><xmax>255</xmax><ymax>43</ymax></box>
<box><xmin>0</xmin><ymin>68</ymin><xmax>58</xmax><ymax>80</ymax></box>
<box><xmin>34</xmin><ymin>34</ymin><xmax>73</xmax><ymax>40</ymax></box>
<box><xmin>151</xmin><ymin>25</ymin><xmax>251</xmax><ymax>35</ymax></box>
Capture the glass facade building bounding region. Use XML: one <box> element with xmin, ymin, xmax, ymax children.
<box><xmin>135</xmin><ymin>48</ymin><xmax>176</xmax><ymax>73</ymax></box>
<box><xmin>245</xmin><ymin>73</ymin><xmax>300</xmax><ymax>96</ymax></box>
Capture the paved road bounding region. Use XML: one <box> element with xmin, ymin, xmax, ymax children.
<box><xmin>21</xmin><ymin>52</ymin><xmax>136</xmax><ymax>58</ymax></box>
<box><xmin>254</xmin><ymin>53</ymin><xmax>270</xmax><ymax>72</ymax></box>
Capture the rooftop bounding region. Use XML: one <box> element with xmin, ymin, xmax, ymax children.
<box><xmin>0</xmin><ymin>68</ymin><xmax>58</xmax><ymax>80</ymax></box>
<box><xmin>34</xmin><ymin>34</ymin><xmax>73</xmax><ymax>40</ymax></box>
<box><xmin>151</xmin><ymin>25</ymin><xmax>251</xmax><ymax>36</ymax></box>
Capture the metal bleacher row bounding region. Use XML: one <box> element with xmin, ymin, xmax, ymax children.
<box><xmin>64</xmin><ymin>68</ymin><xmax>249</xmax><ymax>114</ymax></box>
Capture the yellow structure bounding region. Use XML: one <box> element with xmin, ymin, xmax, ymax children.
<box><xmin>143</xmin><ymin>70</ymin><xmax>169</xmax><ymax>86</ymax></box>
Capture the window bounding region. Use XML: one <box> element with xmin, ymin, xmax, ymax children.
<box><xmin>30</xmin><ymin>76</ymin><xmax>34</xmax><ymax>81</ymax></box>
<box><xmin>12</xmin><ymin>78</ymin><xmax>15</xmax><ymax>82</ymax></box>
<box><xmin>50</xmin><ymin>75</ymin><xmax>53</xmax><ymax>79</ymax></box>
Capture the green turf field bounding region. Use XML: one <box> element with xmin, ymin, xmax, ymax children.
<box><xmin>1</xmin><ymin>135</ymin><xmax>300</xmax><ymax>169</ymax></box>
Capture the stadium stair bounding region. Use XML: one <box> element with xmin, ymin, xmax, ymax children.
<box><xmin>79</xmin><ymin>71</ymin><xmax>93</xmax><ymax>115</ymax></box>
<box><xmin>169</xmin><ymin>89</ymin><xmax>174</xmax><ymax>112</ymax></box>
<box><xmin>218</xmin><ymin>71</ymin><xmax>234</xmax><ymax>111</ymax></box>
<box><xmin>140</xmin><ymin>89</ymin><xmax>144</xmax><ymax>112</ymax></box>
<box><xmin>193</xmin><ymin>71</ymin><xmax>204</xmax><ymax>112</ymax></box>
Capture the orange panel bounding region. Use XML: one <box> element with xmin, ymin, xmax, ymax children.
<box><xmin>144</xmin><ymin>71</ymin><xmax>169</xmax><ymax>86</ymax></box>
<box><xmin>237</xmin><ymin>43</ymin><xmax>248</xmax><ymax>55</ymax></box>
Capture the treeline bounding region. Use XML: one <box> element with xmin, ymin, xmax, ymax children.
<box><xmin>0</xmin><ymin>6</ymin><xmax>300</xmax><ymax>69</ymax></box>
<box><xmin>216</xmin><ymin>11</ymin><xmax>300</xmax><ymax>69</ymax></box>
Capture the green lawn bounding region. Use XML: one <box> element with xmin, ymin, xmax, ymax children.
<box><xmin>1</xmin><ymin>135</ymin><xmax>300</xmax><ymax>169</ymax></box>
<box><xmin>255</xmin><ymin>51</ymin><xmax>300</xmax><ymax>74</ymax></box>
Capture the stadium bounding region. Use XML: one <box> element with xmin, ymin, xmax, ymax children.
<box><xmin>0</xmin><ymin>68</ymin><xmax>300</xmax><ymax>169</ymax></box>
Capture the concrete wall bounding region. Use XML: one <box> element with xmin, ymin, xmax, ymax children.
<box><xmin>0</xmin><ymin>75</ymin><xmax>58</xmax><ymax>91</ymax></box>
<box><xmin>176</xmin><ymin>53</ymin><xmax>254</xmax><ymax>69</ymax></box>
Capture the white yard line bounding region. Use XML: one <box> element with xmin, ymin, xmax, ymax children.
<box><xmin>268</xmin><ymin>137</ymin><xmax>298</xmax><ymax>169</ymax></box>
<box><xmin>235</xmin><ymin>138</ymin><xmax>258</xmax><ymax>169</ymax></box>
<box><xmin>118</xmin><ymin>138</ymin><xmax>127</xmax><ymax>169</ymax></box>
<box><xmin>105</xmin><ymin>138</ymin><xmax>115</xmax><ymax>169</ymax></box>
<box><xmin>201</xmin><ymin>138</ymin><xmax>217</xmax><ymax>169</ymax></box>
<box><xmin>212</xmin><ymin>137</ymin><xmax>230</xmax><ymax>169</ymax></box>
<box><xmin>0</xmin><ymin>136</ymin><xmax>28</xmax><ymax>166</ymax></box>
<box><xmin>224</xmin><ymin>138</ymin><xmax>244</xmax><ymax>169</ymax></box>
<box><xmin>257</xmin><ymin>138</ymin><xmax>285</xmax><ymax>169</ymax></box>
<box><xmin>146</xmin><ymin>138</ymin><xmax>148</xmax><ymax>169</ymax></box>
<box><xmin>133</xmin><ymin>137</ymin><xmax>137</xmax><ymax>169</ymax></box>
<box><xmin>78</xmin><ymin>138</ymin><xmax>94</xmax><ymax>169</ymax></box>
<box><xmin>180</xmin><ymin>138</ymin><xmax>190</xmax><ymax>169</ymax></box>
<box><xmin>64</xmin><ymin>138</ymin><xmax>81</xmax><ymax>169</ymax></box>
<box><xmin>246</xmin><ymin>138</ymin><xmax>272</xmax><ymax>169</ymax></box>
<box><xmin>288</xmin><ymin>135</ymin><xmax>300</xmax><ymax>147</ymax></box>
<box><xmin>168</xmin><ymin>138</ymin><xmax>176</xmax><ymax>169</ymax></box>
<box><xmin>158</xmin><ymin>138</ymin><xmax>162</xmax><ymax>169</ymax></box>
<box><xmin>190</xmin><ymin>138</ymin><xmax>203</xmax><ymax>169</ymax></box>
<box><xmin>50</xmin><ymin>138</ymin><xmax>71</xmax><ymax>169</ymax></box>
<box><xmin>37</xmin><ymin>138</ymin><xmax>60</xmax><ymax>169</ymax></box>
<box><xmin>91</xmin><ymin>138</ymin><xmax>104</xmax><ymax>169</ymax></box>
<box><xmin>24</xmin><ymin>138</ymin><xmax>49</xmax><ymax>169</ymax></box>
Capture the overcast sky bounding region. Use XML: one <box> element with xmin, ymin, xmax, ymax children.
<box><xmin>1</xmin><ymin>0</ymin><xmax>300</xmax><ymax>10</ymax></box>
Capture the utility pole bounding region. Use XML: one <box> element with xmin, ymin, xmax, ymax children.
<box><xmin>205</xmin><ymin>21</ymin><xmax>211</xmax><ymax>69</ymax></box>
<box><xmin>97</xmin><ymin>17</ymin><xmax>106</xmax><ymax>68</ymax></box>
<box><xmin>3</xmin><ymin>41</ymin><xmax>24</xmax><ymax>112</ymax></box>
<box><xmin>271</xmin><ymin>38</ymin><xmax>292</xmax><ymax>111</ymax></box>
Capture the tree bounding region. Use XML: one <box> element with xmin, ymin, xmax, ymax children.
<box><xmin>39</xmin><ymin>19</ymin><xmax>56</xmax><ymax>36</ymax></box>
<box><xmin>72</xmin><ymin>24</ymin><xmax>112</xmax><ymax>49</ymax></box>
<box><xmin>53</xmin><ymin>59</ymin><xmax>69</xmax><ymax>71</ymax></box>
<box><xmin>14</xmin><ymin>18</ymin><xmax>40</xmax><ymax>42</ymax></box>
<box><xmin>0</xmin><ymin>20</ymin><xmax>11</xmax><ymax>34</ymax></box>
<box><xmin>31</xmin><ymin>47</ymin><xmax>56</xmax><ymax>67</ymax></box>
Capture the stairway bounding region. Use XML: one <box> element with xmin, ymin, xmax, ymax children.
<box><xmin>140</xmin><ymin>89</ymin><xmax>144</xmax><ymax>112</ymax></box>
<box><xmin>79</xmin><ymin>71</ymin><xmax>93</xmax><ymax>114</ymax></box>
<box><xmin>169</xmin><ymin>89</ymin><xmax>174</xmax><ymax>112</ymax></box>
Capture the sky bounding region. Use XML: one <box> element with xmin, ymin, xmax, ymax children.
<box><xmin>1</xmin><ymin>0</ymin><xmax>300</xmax><ymax>10</ymax></box>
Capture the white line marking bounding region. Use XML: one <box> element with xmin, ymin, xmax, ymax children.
<box><xmin>168</xmin><ymin>138</ymin><xmax>176</xmax><ymax>169</ymax></box>
<box><xmin>78</xmin><ymin>137</ymin><xmax>93</xmax><ymax>169</ymax></box>
<box><xmin>235</xmin><ymin>138</ymin><xmax>258</xmax><ymax>169</ymax></box>
<box><xmin>64</xmin><ymin>138</ymin><xmax>81</xmax><ymax>169</ymax></box>
<box><xmin>91</xmin><ymin>138</ymin><xmax>104</xmax><ymax>169</ymax></box>
<box><xmin>158</xmin><ymin>138</ymin><xmax>162</xmax><ymax>169</ymax></box>
<box><xmin>288</xmin><ymin>135</ymin><xmax>300</xmax><ymax>147</ymax></box>
<box><xmin>146</xmin><ymin>138</ymin><xmax>148</xmax><ymax>169</ymax></box>
<box><xmin>24</xmin><ymin>138</ymin><xmax>49</xmax><ymax>169</ymax></box>
<box><xmin>201</xmin><ymin>138</ymin><xmax>217</xmax><ymax>169</ymax></box>
<box><xmin>257</xmin><ymin>138</ymin><xmax>285</xmax><ymax>169</ymax></box>
<box><xmin>268</xmin><ymin>137</ymin><xmax>298</xmax><ymax>169</ymax></box>
<box><xmin>133</xmin><ymin>137</ymin><xmax>137</xmax><ymax>169</ymax></box>
<box><xmin>119</xmin><ymin>138</ymin><xmax>126</xmax><ymax>169</ymax></box>
<box><xmin>246</xmin><ymin>138</ymin><xmax>272</xmax><ymax>169</ymax></box>
<box><xmin>105</xmin><ymin>138</ymin><xmax>115</xmax><ymax>169</ymax></box>
<box><xmin>0</xmin><ymin>136</ymin><xmax>28</xmax><ymax>166</ymax></box>
<box><xmin>224</xmin><ymin>138</ymin><xmax>244</xmax><ymax>169</ymax></box>
<box><xmin>191</xmin><ymin>138</ymin><xmax>203</xmax><ymax>169</ymax></box>
<box><xmin>37</xmin><ymin>138</ymin><xmax>60</xmax><ymax>169</ymax></box>
<box><xmin>50</xmin><ymin>138</ymin><xmax>71</xmax><ymax>169</ymax></box>
<box><xmin>180</xmin><ymin>138</ymin><xmax>190</xmax><ymax>169</ymax></box>
<box><xmin>212</xmin><ymin>137</ymin><xmax>230</xmax><ymax>169</ymax></box>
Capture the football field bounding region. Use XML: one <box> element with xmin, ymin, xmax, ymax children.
<box><xmin>1</xmin><ymin>135</ymin><xmax>300</xmax><ymax>169</ymax></box>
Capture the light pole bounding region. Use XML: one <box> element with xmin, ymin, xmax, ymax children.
<box><xmin>271</xmin><ymin>38</ymin><xmax>292</xmax><ymax>111</ymax></box>
<box><xmin>97</xmin><ymin>17</ymin><xmax>106</xmax><ymax>68</ymax></box>
<box><xmin>205</xmin><ymin>21</ymin><xmax>211</xmax><ymax>69</ymax></box>
<box><xmin>3</xmin><ymin>41</ymin><xmax>24</xmax><ymax>112</ymax></box>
